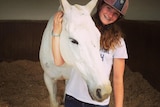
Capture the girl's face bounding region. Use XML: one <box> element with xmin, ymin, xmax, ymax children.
<box><xmin>99</xmin><ymin>4</ymin><xmax>120</xmax><ymax>25</ymax></box>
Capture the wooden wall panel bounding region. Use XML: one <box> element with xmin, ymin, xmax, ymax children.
<box><xmin>0</xmin><ymin>20</ymin><xmax>47</xmax><ymax>61</ymax></box>
<box><xmin>0</xmin><ymin>20</ymin><xmax>160</xmax><ymax>91</ymax></box>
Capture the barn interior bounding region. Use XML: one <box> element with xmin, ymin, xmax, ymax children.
<box><xmin>0</xmin><ymin>0</ymin><xmax>160</xmax><ymax>106</ymax></box>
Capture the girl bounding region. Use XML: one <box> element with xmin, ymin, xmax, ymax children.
<box><xmin>52</xmin><ymin>0</ymin><xmax>129</xmax><ymax>107</ymax></box>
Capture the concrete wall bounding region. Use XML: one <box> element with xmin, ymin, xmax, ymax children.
<box><xmin>0</xmin><ymin>0</ymin><xmax>160</xmax><ymax>20</ymax></box>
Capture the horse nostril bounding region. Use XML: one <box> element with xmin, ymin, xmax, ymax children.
<box><xmin>96</xmin><ymin>88</ymin><xmax>102</xmax><ymax>99</ymax></box>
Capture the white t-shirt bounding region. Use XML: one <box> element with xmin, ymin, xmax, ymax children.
<box><xmin>65</xmin><ymin>38</ymin><xmax>128</xmax><ymax>105</ymax></box>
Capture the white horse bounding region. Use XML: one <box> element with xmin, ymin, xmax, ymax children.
<box><xmin>39</xmin><ymin>0</ymin><xmax>112</xmax><ymax>107</ymax></box>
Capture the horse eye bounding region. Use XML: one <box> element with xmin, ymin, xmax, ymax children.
<box><xmin>69</xmin><ymin>38</ymin><xmax>79</xmax><ymax>45</ymax></box>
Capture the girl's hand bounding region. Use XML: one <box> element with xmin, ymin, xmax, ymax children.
<box><xmin>53</xmin><ymin>11</ymin><xmax>63</xmax><ymax>35</ymax></box>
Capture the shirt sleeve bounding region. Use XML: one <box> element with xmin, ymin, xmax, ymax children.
<box><xmin>113</xmin><ymin>38</ymin><xmax>128</xmax><ymax>59</ymax></box>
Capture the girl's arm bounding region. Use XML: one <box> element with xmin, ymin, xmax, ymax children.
<box><xmin>113</xmin><ymin>58</ymin><xmax>125</xmax><ymax>107</ymax></box>
<box><xmin>52</xmin><ymin>11</ymin><xmax>65</xmax><ymax>66</ymax></box>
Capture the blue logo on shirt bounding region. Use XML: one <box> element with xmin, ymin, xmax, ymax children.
<box><xmin>100</xmin><ymin>53</ymin><xmax>104</xmax><ymax>61</ymax></box>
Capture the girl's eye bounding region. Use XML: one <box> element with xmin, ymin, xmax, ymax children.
<box><xmin>114</xmin><ymin>13</ymin><xmax>120</xmax><ymax>17</ymax></box>
<box><xmin>106</xmin><ymin>6</ymin><xmax>111</xmax><ymax>10</ymax></box>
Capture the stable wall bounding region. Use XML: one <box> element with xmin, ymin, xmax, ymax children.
<box><xmin>0</xmin><ymin>20</ymin><xmax>160</xmax><ymax>92</ymax></box>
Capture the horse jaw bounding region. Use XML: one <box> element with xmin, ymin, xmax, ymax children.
<box><xmin>74</xmin><ymin>43</ymin><xmax>112</xmax><ymax>101</ymax></box>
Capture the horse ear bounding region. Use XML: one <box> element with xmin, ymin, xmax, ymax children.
<box><xmin>60</xmin><ymin>0</ymin><xmax>71</xmax><ymax>12</ymax></box>
<box><xmin>85</xmin><ymin>0</ymin><xmax>98</xmax><ymax>13</ymax></box>
<box><xmin>58</xmin><ymin>5</ymin><xmax>63</xmax><ymax>11</ymax></box>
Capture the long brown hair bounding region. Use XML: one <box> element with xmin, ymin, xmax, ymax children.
<box><xmin>92</xmin><ymin>0</ymin><xmax>124</xmax><ymax>51</ymax></box>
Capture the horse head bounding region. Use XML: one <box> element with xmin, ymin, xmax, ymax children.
<box><xmin>59</xmin><ymin>0</ymin><xmax>112</xmax><ymax>101</ymax></box>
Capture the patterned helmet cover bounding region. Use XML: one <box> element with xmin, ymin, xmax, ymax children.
<box><xmin>104</xmin><ymin>0</ymin><xmax>129</xmax><ymax>15</ymax></box>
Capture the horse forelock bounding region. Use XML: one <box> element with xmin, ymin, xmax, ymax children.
<box><xmin>63</xmin><ymin>11</ymin><xmax>100</xmax><ymax>45</ymax></box>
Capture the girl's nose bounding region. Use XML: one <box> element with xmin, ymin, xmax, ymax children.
<box><xmin>108</xmin><ymin>11</ymin><xmax>114</xmax><ymax>19</ymax></box>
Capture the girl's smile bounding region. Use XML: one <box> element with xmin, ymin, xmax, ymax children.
<box><xmin>99</xmin><ymin>4</ymin><xmax>120</xmax><ymax>25</ymax></box>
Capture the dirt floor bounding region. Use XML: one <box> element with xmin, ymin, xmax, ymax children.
<box><xmin>0</xmin><ymin>60</ymin><xmax>160</xmax><ymax>107</ymax></box>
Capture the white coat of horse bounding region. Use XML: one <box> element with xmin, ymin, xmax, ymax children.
<box><xmin>39</xmin><ymin>0</ymin><xmax>112</xmax><ymax>107</ymax></box>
